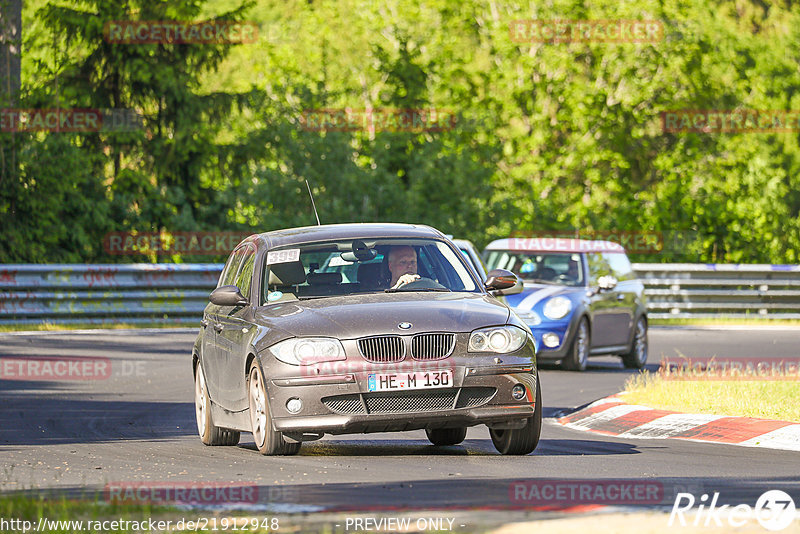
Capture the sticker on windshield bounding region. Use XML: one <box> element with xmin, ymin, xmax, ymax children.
<box><xmin>266</xmin><ymin>248</ymin><xmax>300</xmax><ymax>265</ymax></box>
<box><xmin>267</xmin><ymin>291</ymin><xmax>283</xmax><ymax>302</ymax></box>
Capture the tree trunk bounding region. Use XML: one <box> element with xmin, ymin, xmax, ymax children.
<box><xmin>0</xmin><ymin>0</ymin><xmax>22</xmax><ymax>105</ymax></box>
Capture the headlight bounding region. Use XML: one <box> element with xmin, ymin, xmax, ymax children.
<box><xmin>468</xmin><ymin>326</ymin><xmax>528</xmax><ymax>353</ymax></box>
<box><xmin>543</xmin><ymin>296</ymin><xmax>572</xmax><ymax>320</ymax></box>
<box><xmin>269</xmin><ymin>337</ymin><xmax>346</xmax><ymax>365</ymax></box>
<box><xmin>515</xmin><ymin>310</ymin><xmax>542</xmax><ymax>326</ymax></box>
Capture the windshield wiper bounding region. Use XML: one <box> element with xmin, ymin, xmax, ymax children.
<box><xmin>385</xmin><ymin>287</ymin><xmax>451</xmax><ymax>293</ymax></box>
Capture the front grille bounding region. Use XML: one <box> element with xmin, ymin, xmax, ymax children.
<box><xmin>411</xmin><ymin>333</ymin><xmax>456</xmax><ymax>360</ymax></box>
<box><xmin>322</xmin><ymin>394</ymin><xmax>364</xmax><ymax>415</ymax></box>
<box><xmin>364</xmin><ymin>389</ymin><xmax>458</xmax><ymax>413</ymax></box>
<box><xmin>358</xmin><ymin>335</ymin><xmax>405</xmax><ymax>363</ymax></box>
<box><xmin>455</xmin><ymin>387</ymin><xmax>496</xmax><ymax>409</ymax></box>
<box><xmin>322</xmin><ymin>387</ymin><xmax>497</xmax><ymax>416</ymax></box>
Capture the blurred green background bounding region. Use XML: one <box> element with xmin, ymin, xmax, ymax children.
<box><xmin>1</xmin><ymin>0</ymin><xmax>799</xmax><ymax>263</ymax></box>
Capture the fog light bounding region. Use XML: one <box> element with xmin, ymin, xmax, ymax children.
<box><xmin>511</xmin><ymin>384</ymin><xmax>526</xmax><ymax>400</ymax></box>
<box><xmin>286</xmin><ymin>398</ymin><xmax>303</xmax><ymax>414</ymax></box>
<box><xmin>542</xmin><ymin>332</ymin><xmax>560</xmax><ymax>348</ymax></box>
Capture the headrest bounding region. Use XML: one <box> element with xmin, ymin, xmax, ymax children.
<box><xmin>306</xmin><ymin>272</ymin><xmax>342</xmax><ymax>285</ymax></box>
<box><xmin>268</xmin><ymin>261</ymin><xmax>306</xmax><ymax>286</ymax></box>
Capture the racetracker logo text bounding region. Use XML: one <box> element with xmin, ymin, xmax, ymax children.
<box><xmin>1</xmin><ymin>109</ymin><xmax>143</xmax><ymax>133</ymax></box>
<box><xmin>104</xmin><ymin>21</ymin><xmax>259</xmax><ymax>44</ymax></box>
<box><xmin>299</xmin><ymin>108</ymin><xmax>457</xmax><ymax>133</ymax></box>
<box><xmin>662</xmin><ymin>110</ymin><xmax>800</xmax><ymax>133</ymax></box>
<box><xmin>104</xmin><ymin>482</ymin><xmax>259</xmax><ymax>505</ymax></box>
<box><xmin>510</xmin><ymin>19</ymin><xmax>664</xmax><ymax>43</ymax></box>
<box><xmin>103</xmin><ymin>231</ymin><xmax>252</xmax><ymax>255</ymax></box>
<box><xmin>509</xmin><ymin>480</ymin><xmax>663</xmax><ymax>505</ymax></box>
<box><xmin>0</xmin><ymin>357</ymin><xmax>111</xmax><ymax>381</ymax></box>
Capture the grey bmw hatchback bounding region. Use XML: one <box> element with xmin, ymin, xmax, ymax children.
<box><xmin>192</xmin><ymin>223</ymin><xmax>541</xmax><ymax>455</ymax></box>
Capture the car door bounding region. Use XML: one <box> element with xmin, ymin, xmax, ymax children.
<box><xmin>585</xmin><ymin>252</ymin><xmax>627</xmax><ymax>348</ymax></box>
<box><xmin>216</xmin><ymin>244</ymin><xmax>257</xmax><ymax>411</ymax></box>
<box><xmin>203</xmin><ymin>247</ymin><xmax>246</xmax><ymax>405</ymax></box>
<box><xmin>603</xmin><ymin>251</ymin><xmax>637</xmax><ymax>346</ymax></box>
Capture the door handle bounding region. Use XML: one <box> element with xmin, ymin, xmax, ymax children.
<box><xmin>201</xmin><ymin>319</ymin><xmax>209</xmax><ymax>328</ymax></box>
<box><xmin>214</xmin><ymin>323</ymin><xmax>224</xmax><ymax>333</ymax></box>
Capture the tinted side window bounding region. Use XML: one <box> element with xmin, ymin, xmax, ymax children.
<box><xmin>586</xmin><ymin>253</ymin><xmax>612</xmax><ymax>284</ymax></box>
<box><xmin>603</xmin><ymin>252</ymin><xmax>634</xmax><ymax>281</ymax></box>
<box><xmin>220</xmin><ymin>248</ymin><xmax>246</xmax><ymax>287</ymax></box>
<box><xmin>236</xmin><ymin>247</ymin><xmax>256</xmax><ymax>298</ymax></box>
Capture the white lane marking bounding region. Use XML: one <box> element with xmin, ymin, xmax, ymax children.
<box><xmin>516</xmin><ymin>286</ymin><xmax>564</xmax><ymax>312</ymax></box>
<box><xmin>617</xmin><ymin>414</ymin><xmax>724</xmax><ymax>439</ymax></box>
<box><xmin>739</xmin><ymin>425</ymin><xmax>800</xmax><ymax>451</ymax></box>
<box><xmin>564</xmin><ymin>404</ymin><xmax>653</xmax><ymax>429</ymax></box>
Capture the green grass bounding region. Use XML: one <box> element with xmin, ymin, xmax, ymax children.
<box><xmin>623</xmin><ymin>371</ymin><xmax>800</xmax><ymax>422</ymax></box>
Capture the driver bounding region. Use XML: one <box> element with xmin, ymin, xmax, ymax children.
<box><xmin>387</xmin><ymin>246</ymin><xmax>420</xmax><ymax>289</ymax></box>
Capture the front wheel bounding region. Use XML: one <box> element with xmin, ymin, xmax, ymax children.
<box><xmin>561</xmin><ymin>317</ymin><xmax>589</xmax><ymax>371</ymax></box>
<box><xmin>248</xmin><ymin>360</ymin><xmax>300</xmax><ymax>456</ymax></box>
<box><xmin>489</xmin><ymin>379</ymin><xmax>542</xmax><ymax>455</ymax></box>
<box><xmin>621</xmin><ymin>316</ymin><xmax>648</xmax><ymax>369</ymax></box>
<box><xmin>195</xmin><ymin>363</ymin><xmax>240</xmax><ymax>446</ymax></box>
<box><xmin>426</xmin><ymin>427</ymin><xmax>467</xmax><ymax>446</ymax></box>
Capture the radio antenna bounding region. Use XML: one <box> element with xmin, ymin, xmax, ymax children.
<box><xmin>305</xmin><ymin>179</ymin><xmax>321</xmax><ymax>226</ymax></box>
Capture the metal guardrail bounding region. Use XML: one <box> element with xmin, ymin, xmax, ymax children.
<box><xmin>632</xmin><ymin>263</ymin><xmax>800</xmax><ymax>320</ymax></box>
<box><xmin>0</xmin><ymin>263</ymin><xmax>799</xmax><ymax>325</ymax></box>
<box><xmin>0</xmin><ymin>264</ymin><xmax>223</xmax><ymax>325</ymax></box>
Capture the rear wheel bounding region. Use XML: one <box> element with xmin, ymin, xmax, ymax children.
<box><xmin>621</xmin><ymin>316</ymin><xmax>648</xmax><ymax>369</ymax></box>
<box><xmin>195</xmin><ymin>363</ymin><xmax>240</xmax><ymax>446</ymax></box>
<box><xmin>426</xmin><ymin>427</ymin><xmax>467</xmax><ymax>446</ymax></box>
<box><xmin>490</xmin><ymin>379</ymin><xmax>542</xmax><ymax>455</ymax></box>
<box><xmin>561</xmin><ymin>317</ymin><xmax>589</xmax><ymax>371</ymax></box>
<box><xmin>248</xmin><ymin>361</ymin><xmax>300</xmax><ymax>456</ymax></box>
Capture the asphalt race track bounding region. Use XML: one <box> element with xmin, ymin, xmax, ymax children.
<box><xmin>1</xmin><ymin>326</ymin><xmax>799</xmax><ymax>518</ymax></box>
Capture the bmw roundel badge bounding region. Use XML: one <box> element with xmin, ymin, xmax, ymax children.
<box><xmin>398</xmin><ymin>322</ymin><xmax>412</xmax><ymax>330</ymax></box>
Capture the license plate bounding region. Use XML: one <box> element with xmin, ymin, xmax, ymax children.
<box><xmin>367</xmin><ymin>370</ymin><xmax>453</xmax><ymax>392</ymax></box>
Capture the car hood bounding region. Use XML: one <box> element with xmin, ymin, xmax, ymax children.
<box><xmin>253</xmin><ymin>292</ymin><xmax>510</xmax><ymax>339</ymax></box>
<box><xmin>503</xmin><ymin>283</ymin><xmax>583</xmax><ymax>312</ymax></box>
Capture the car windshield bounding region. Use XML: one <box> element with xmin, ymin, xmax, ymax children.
<box><xmin>262</xmin><ymin>238</ymin><xmax>479</xmax><ymax>303</ymax></box>
<box><xmin>485</xmin><ymin>250</ymin><xmax>585</xmax><ymax>287</ymax></box>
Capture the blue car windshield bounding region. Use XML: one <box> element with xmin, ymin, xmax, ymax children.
<box><xmin>485</xmin><ymin>251</ymin><xmax>585</xmax><ymax>287</ymax></box>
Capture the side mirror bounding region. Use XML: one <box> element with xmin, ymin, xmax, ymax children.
<box><xmin>485</xmin><ymin>269</ymin><xmax>519</xmax><ymax>293</ymax></box>
<box><xmin>210</xmin><ymin>285</ymin><xmax>248</xmax><ymax>306</ymax></box>
<box><xmin>597</xmin><ymin>275</ymin><xmax>618</xmax><ymax>291</ymax></box>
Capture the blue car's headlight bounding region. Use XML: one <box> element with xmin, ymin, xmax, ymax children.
<box><xmin>543</xmin><ymin>296</ymin><xmax>572</xmax><ymax>320</ymax></box>
<box><xmin>468</xmin><ymin>326</ymin><xmax>528</xmax><ymax>353</ymax></box>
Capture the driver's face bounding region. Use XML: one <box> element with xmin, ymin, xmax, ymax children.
<box><xmin>388</xmin><ymin>247</ymin><xmax>417</xmax><ymax>280</ymax></box>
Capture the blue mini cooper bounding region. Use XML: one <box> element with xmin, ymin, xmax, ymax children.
<box><xmin>483</xmin><ymin>238</ymin><xmax>648</xmax><ymax>371</ymax></box>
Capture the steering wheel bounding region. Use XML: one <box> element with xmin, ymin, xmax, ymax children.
<box><xmin>396</xmin><ymin>277</ymin><xmax>447</xmax><ymax>290</ymax></box>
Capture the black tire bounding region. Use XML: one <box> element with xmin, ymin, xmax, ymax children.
<box><xmin>561</xmin><ymin>317</ymin><xmax>589</xmax><ymax>371</ymax></box>
<box><xmin>426</xmin><ymin>427</ymin><xmax>467</xmax><ymax>446</ymax></box>
<box><xmin>248</xmin><ymin>360</ymin><xmax>301</xmax><ymax>456</ymax></box>
<box><xmin>489</xmin><ymin>378</ymin><xmax>542</xmax><ymax>455</ymax></box>
<box><xmin>195</xmin><ymin>363</ymin><xmax>240</xmax><ymax>446</ymax></box>
<box><xmin>621</xmin><ymin>316</ymin><xmax>648</xmax><ymax>369</ymax></box>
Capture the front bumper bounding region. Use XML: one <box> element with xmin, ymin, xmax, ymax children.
<box><xmin>525</xmin><ymin>318</ymin><xmax>574</xmax><ymax>360</ymax></box>
<box><xmin>264</xmin><ymin>346</ymin><xmax>538</xmax><ymax>436</ymax></box>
